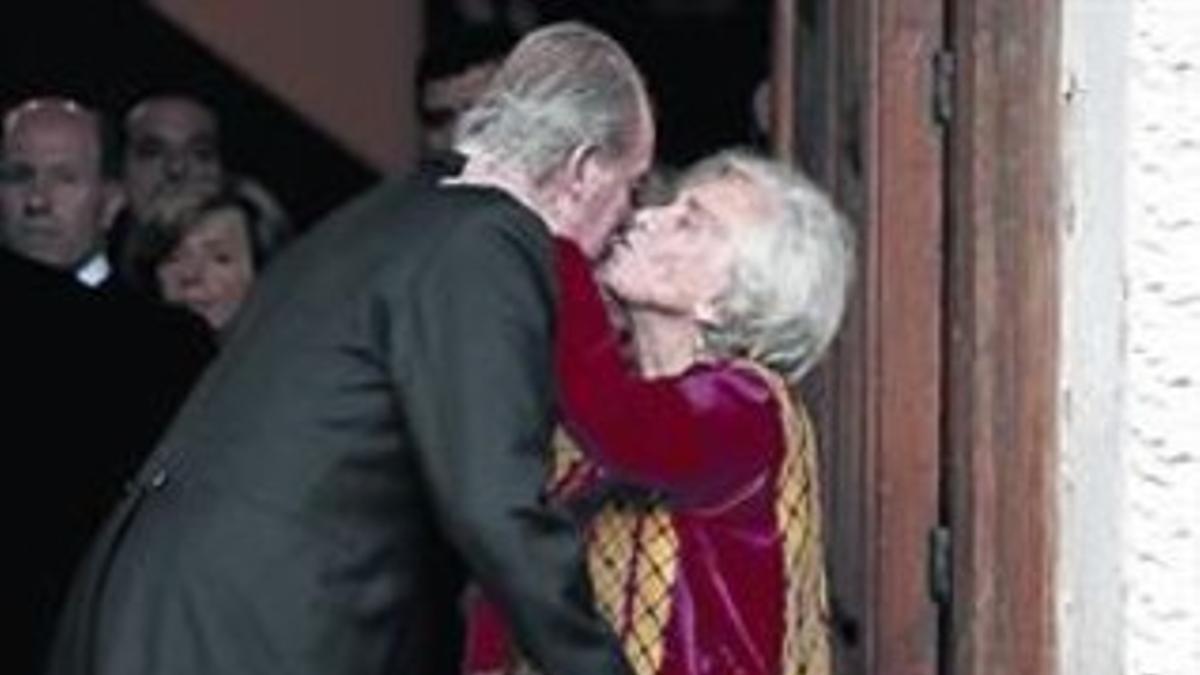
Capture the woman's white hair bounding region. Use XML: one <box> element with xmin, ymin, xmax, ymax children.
<box><xmin>453</xmin><ymin>22</ymin><xmax>649</xmax><ymax>183</ymax></box>
<box><xmin>691</xmin><ymin>149</ymin><xmax>855</xmax><ymax>384</ymax></box>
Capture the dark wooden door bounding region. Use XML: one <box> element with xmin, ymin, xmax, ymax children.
<box><xmin>771</xmin><ymin>1</ymin><xmax>1059</xmax><ymax>675</ymax></box>
<box><xmin>774</xmin><ymin>2</ymin><xmax>947</xmax><ymax>674</ymax></box>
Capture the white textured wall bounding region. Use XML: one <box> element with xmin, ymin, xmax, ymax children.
<box><xmin>1060</xmin><ymin>1</ymin><xmax>1200</xmax><ymax>673</ymax></box>
<box><xmin>1124</xmin><ymin>2</ymin><xmax>1200</xmax><ymax>674</ymax></box>
<box><xmin>1059</xmin><ymin>2</ymin><xmax>1131</xmax><ymax>673</ymax></box>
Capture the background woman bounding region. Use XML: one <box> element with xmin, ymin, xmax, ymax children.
<box><xmin>125</xmin><ymin>179</ymin><xmax>291</xmax><ymax>333</ymax></box>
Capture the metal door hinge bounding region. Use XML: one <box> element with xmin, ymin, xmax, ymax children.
<box><xmin>929</xmin><ymin>525</ymin><xmax>952</xmax><ymax>605</ymax></box>
<box><xmin>932</xmin><ymin>49</ymin><xmax>956</xmax><ymax>126</ymax></box>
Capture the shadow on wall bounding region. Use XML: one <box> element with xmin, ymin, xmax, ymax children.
<box><xmin>3</xmin><ymin>0</ymin><xmax>377</xmax><ymax>231</ymax></box>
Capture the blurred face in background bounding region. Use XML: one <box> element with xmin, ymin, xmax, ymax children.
<box><xmin>124</xmin><ymin>97</ymin><xmax>223</xmax><ymax>223</ymax></box>
<box><xmin>0</xmin><ymin>101</ymin><xmax>112</xmax><ymax>270</ymax></box>
<box><xmin>156</xmin><ymin>205</ymin><xmax>255</xmax><ymax>331</ymax></box>
<box><xmin>420</xmin><ymin>59</ymin><xmax>501</xmax><ymax>155</ymax></box>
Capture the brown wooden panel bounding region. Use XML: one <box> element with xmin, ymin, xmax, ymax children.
<box><xmin>789</xmin><ymin>1</ymin><xmax>873</xmax><ymax>672</ymax></box>
<box><xmin>787</xmin><ymin>1</ymin><xmax>945</xmax><ymax>674</ymax></box>
<box><xmin>944</xmin><ymin>1</ymin><xmax>1060</xmax><ymax>674</ymax></box>
<box><xmin>867</xmin><ymin>2</ymin><xmax>945</xmax><ymax>674</ymax></box>
<box><xmin>769</xmin><ymin>0</ymin><xmax>796</xmax><ymax>159</ymax></box>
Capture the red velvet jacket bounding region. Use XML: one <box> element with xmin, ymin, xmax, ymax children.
<box><xmin>552</xmin><ymin>238</ymin><xmax>786</xmax><ymax>675</ymax></box>
<box><xmin>466</xmin><ymin>240</ymin><xmax>822</xmax><ymax>675</ymax></box>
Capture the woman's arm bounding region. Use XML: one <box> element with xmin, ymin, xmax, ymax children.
<box><xmin>554</xmin><ymin>239</ymin><xmax>782</xmax><ymax>508</ymax></box>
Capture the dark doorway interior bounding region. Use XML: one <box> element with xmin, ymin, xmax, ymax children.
<box><xmin>425</xmin><ymin>0</ymin><xmax>770</xmax><ymax>167</ymax></box>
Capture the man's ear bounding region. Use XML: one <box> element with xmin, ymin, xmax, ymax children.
<box><xmin>563</xmin><ymin>143</ymin><xmax>600</xmax><ymax>201</ymax></box>
<box><xmin>100</xmin><ymin>180</ymin><xmax>126</xmax><ymax>232</ymax></box>
<box><xmin>546</xmin><ymin>143</ymin><xmax>599</xmax><ymax>237</ymax></box>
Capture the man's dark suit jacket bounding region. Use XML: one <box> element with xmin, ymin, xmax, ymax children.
<box><xmin>48</xmin><ymin>173</ymin><xmax>631</xmax><ymax>675</ymax></box>
<box><xmin>2</xmin><ymin>250</ymin><xmax>214</xmax><ymax>674</ymax></box>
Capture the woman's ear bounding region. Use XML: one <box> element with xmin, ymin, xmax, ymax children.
<box><xmin>693</xmin><ymin>300</ymin><xmax>722</xmax><ymax>327</ymax></box>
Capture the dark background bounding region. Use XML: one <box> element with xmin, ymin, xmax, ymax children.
<box><xmin>428</xmin><ymin>0</ymin><xmax>770</xmax><ymax>167</ymax></box>
<box><xmin>3</xmin><ymin>0</ymin><xmax>377</xmax><ymax>230</ymax></box>
<box><xmin>5</xmin><ymin>0</ymin><xmax>767</xmax><ymax>229</ymax></box>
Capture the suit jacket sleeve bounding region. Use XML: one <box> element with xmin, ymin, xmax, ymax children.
<box><xmin>392</xmin><ymin>206</ymin><xmax>631</xmax><ymax>675</ymax></box>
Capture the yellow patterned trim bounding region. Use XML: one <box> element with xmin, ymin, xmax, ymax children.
<box><xmin>736</xmin><ymin>361</ymin><xmax>833</xmax><ymax>675</ymax></box>
<box><xmin>550</xmin><ymin>432</ymin><xmax>678</xmax><ymax>675</ymax></box>
<box><xmin>543</xmin><ymin>360</ymin><xmax>833</xmax><ymax>675</ymax></box>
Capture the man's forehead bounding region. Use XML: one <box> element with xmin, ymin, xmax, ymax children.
<box><xmin>4</xmin><ymin>107</ymin><xmax>100</xmax><ymax>160</ymax></box>
<box><xmin>128</xmin><ymin>99</ymin><xmax>217</xmax><ymax>139</ymax></box>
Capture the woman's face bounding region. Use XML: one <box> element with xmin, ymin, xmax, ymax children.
<box><xmin>603</xmin><ymin>172</ymin><xmax>767</xmax><ymax>319</ymax></box>
<box><xmin>156</xmin><ymin>206</ymin><xmax>255</xmax><ymax>331</ymax></box>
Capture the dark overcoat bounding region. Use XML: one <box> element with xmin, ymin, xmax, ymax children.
<box><xmin>47</xmin><ymin>172</ymin><xmax>628</xmax><ymax>675</ymax></box>
<box><xmin>2</xmin><ymin>250</ymin><xmax>214</xmax><ymax>673</ymax></box>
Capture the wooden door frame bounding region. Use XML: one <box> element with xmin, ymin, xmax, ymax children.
<box><xmin>943</xmin><ymin>2</ymin><xmax>1060</xmax><ymax>674</ymax></box>
<box><xmin>771</xmin><ymin>1</ymin><xmax>1060</xmax><ymax>674</ymax></box>
<box><xmin>774</xmin><ymin>1</ymin><xmax>946</xmax><ymax>674</ymax></box>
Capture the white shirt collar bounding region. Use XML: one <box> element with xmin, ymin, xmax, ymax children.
<box><xmin>75</xmin><ymin>253</ymin><xmax>112</xmax><ymax>288</ymax></box>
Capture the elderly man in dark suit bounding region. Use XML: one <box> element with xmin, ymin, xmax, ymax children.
<box><xmin>49</xmin><ymin>22</ymin><xmax>653</xmax><ymax>675</ymax></box>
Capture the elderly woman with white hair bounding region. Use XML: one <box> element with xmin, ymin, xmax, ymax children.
<box><xmin>465</xmin><ymin>149</ymin><xmax>853</xmax><ymax>675</ymax></box>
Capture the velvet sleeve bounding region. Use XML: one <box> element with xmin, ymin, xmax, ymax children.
<box><xmin>553</xmin><ymin>238</ymin><xmax>782</xmax><ymax>509</ymax></box>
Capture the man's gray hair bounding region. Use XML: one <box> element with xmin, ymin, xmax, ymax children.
<box><xmin>454</xmin><ymin>22</ymin><xmax>648</xmax><ymax>183</ymax></box>
<box><xmin>694</xmin><ymin>150</ymin><xmax>855</xmax><ymax>384</ymax></box>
